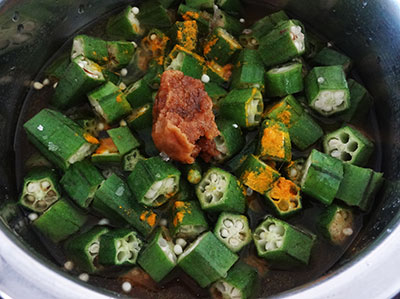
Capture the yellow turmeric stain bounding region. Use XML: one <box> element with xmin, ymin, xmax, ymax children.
<box><xmin>268</xmin><ymin>177</ymin><xmax>300</xmax><ymax>212</ymax></box>
<box><xmin>141</xmin><ymin>33</ymin><xmax>170</xmax><ymax>65</ymax></box>
<box><xmin>182</xmin><ymin>11</ymin><xmax>200</xmax><ymax>21</ymax></box>
<box><xmin>173</xmin><ymin>212</ymin><xmax>185</xmax><ymax>227</ymax></box>
<box><xmin>260</xmin><ymin>124</ymin><xmax>287</xmax><ymax>159</ymax></box>
<box><xmin>146</xmin><ymin>212</ymin><xmax>157</xmax><ymax>227</ymax></box>
<box><xmin>204</xmin><ymin>37</ymin><xmax>218</xmax><ymax>55</ymax></box>
<box><xmin>92</xmin><ymin>51</ymin><xmax>97</xmax><ymax>56</ymax></box>
<box><xmin>276</xmin><ymin>110</ymin><xmax>292</xmax><ymax>127</ymax></box>
<box><xmin>116</xmin><ymin>93</ymin><xmax>123</xmax><ymax>103</ymax></box>
<box><xmin>102</xmin><ymin>56</ymin><xmax>108</xmax><ymax>62</ymax></box>
<box><xmin>241</xmin><ymin>169</ymin><xmax>276</xmax><ymax>194</ymax></box>
<box><xmin>83</xmin><ymin>133</ymin><xmax>100</xmax><ymax>144</ymax></box>
<box><xmin>174</xmin><ymin>201</ymin><xmax>186</xmax><ymax>209</ymax></box>
<box><xmin>94</xmin><ymin>138</ymin><xmax>118</xmax><ymax>154</ymax></box>
<box><xmin>178</xmin><ymin>20</ymin><xmax>198</xmax><ymax>51</ymax></box>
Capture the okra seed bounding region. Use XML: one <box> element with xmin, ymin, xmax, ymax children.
<box><xmin>235</xmin><ymin>221</ymin><xmax>244</xmax><ymax>230</ymax></box>
<box><xmin>150</xmin><ymin>34</ymin><xmax>157</xmax><ymax>41</ymax></box>
<box><xmin>250</xmin><ymin>38</ymin><xmax>258</xmax><ymax>45</ymax></box>
<box><xmin>201</xmin><ymin>74</ymin><xmax>210</xmax><ymax>83</ymax></box>
<box><xmin>239</xmin><ymin>18</ymin><xmax>245</xmax><ymax>23</ymax></box>
<box><xmin>232</xmin><ymin>124</ymin><xmax>239</xmax><ymax>128</ymax></box>
<box><xmin>64</xmin><ymin>261</ymin><xmax>74</xmax><ymax>271</ymax></box>
<box><xmin>174</xmin><ymin>244</ymin><xmax>183</xmax><ymax>255</ymax></box>
<box><xmin>116</xmin><ymin>240</ymin><xmax>123</xmax><ymax>248</ymax></box>
<box><xmin>28</xmin><ymin>213</ymin><xmax>38</xmax><ymax>221</ymax></box>
<box><xmin>220</xmin><ymin>228</ymin><xmax>229</xmax><ymax>238</ymax></box>
<box><xmin>317</xmin><ymin>77</ymin><xmax>325</xmax><ymax>84</ymax></box>
<box><xmin>98</xmin><ymin>218</ymin><xmax>110</xmax><ymax>225</ymax></box>
<box><xmin>328</xmin><ymin>138</ymin><xmax>341</xmax><ymax>148</ymax></box>
<box><xmin>27</xmin><ymin>182</ymin><xmax>39</xmax><ymax>193</ymax></box>
<box><xmin>53</xmin><ymin>82</ymin><xmax>58</xmax><ymax>88</ymax></box>
<box><xmin>160</xmin><ymin>218</ymin><xmax>168</xmax><ymax>226</ymax></box>
<box><xmin>343</xmin><ymin>228</ymin><xmax>353</xmax><ymax>236</ymax></box>
<box><xmin>78</xmin><ymin>273</ymin><xmax>89</xmax><ymax>282</ymax></box>
<box><xmin>89</xmin><ymin>242</ymin><xmax>100</xmax><ymax>255</ymax></box>
<box><xmin>290</xmin><ymin>168</ymin><xmax>298</xmax><ymax>177</ymax></box>
<box><xmin>176</xmin><ymin>238</ymin><xmax>187</xmax><ymax>247</ymax></box>
<box><xmin>42</xmin><ymin>78</ymin><xmax>50</xmax><ymax>86</ymax></box>
<box><xmin>242</xmin><ymin>28</ymin><xmax>252</xmax><ymax>34</ymax></box>
<box><xmin>265</xmin><ymin>242</ymin><xmax>276</xmax><ymax>251</ymax></box>
<box><xmin>24</xmin><ymin>194</ymin><xmax>35</xmax><ymax>203</ymax></box>
<box><xmin>229</xmin><ymin>238</ymin><xmax>239</xmax><ymax>246</ymax></box>
<box><xmin>159</xmin><ymin>238</ymin><xmax>168</xmax><ymax>248</ymax></box>
<box><xmin>223</xmin><ymin>219</ymin><xmax>233</xmax><ymax>228</ymax></box>
<box><xmin>40</xmin><ymin>180</ymin><xmax>51</xmax><ymax>191</ymax></box>
<box><xmin>120</xmin><ymin>68</ymin><xmax>128</xmax><ymax>77</ymax></box>
<box><xmin>331</xmin><ymin>150</ymin><xmax>341</xmax><ymax>158</ymax></box>
<box><xmin>131</xmin><ymin>41</ymin><xmax>137</xmax><ymax>48</ymax></box>
<box><xmin>122</xmin><ymin>281</ymin><xmax>132</xmax><ymax>293</ymax></box>
<box><xmin>119</xmin><ymin>82</ymin><xmax>127</xmax><ymax>90</ymax></box>
<box><xmin>33</xmin><ymin>82</ymin><xmax>43</xmax><ymax>90</ymax></box>
<box><xmin>276</xmin><ymin>240</ymin><xmax>283</xmax><ymax>248</ymax></box>
<box><xmin>132</xmin><ymin>7</ymin><xmax>140</xmax><ymax>15</ymax></box>
<box><xmin>36</xmin><ymin>200</ymin><xmax>47</xmax><ymax>208</ymax></box>
<box><xmin>246</xmin><ymin>187</ymin><xmax>253</xmax><ymax>196</ymax></box>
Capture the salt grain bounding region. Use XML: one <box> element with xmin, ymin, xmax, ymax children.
<box><xmin>33</xmin><ymin>82</ymin><xmax>43</xmax><ymax>90</ymax></box>
<box><xmin>78</xmin><ymin>273</ymin><xmax>89</xmax><ymax>282</ymax></box>
<box><xmin>28</xmin><ymin>213</ymin><xmax>38</xmax><ymax>221</ymax></box>
<box><xmin>122</xmin><ymin>281</ymin><xmax>132</xmax><ymax>292</ymax></box>
<box><xmin>64</xmin><ymin>261</ymin><xmax>74</xmax><ymax>271</ymax></box>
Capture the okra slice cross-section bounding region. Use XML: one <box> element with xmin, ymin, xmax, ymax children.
<box><xmin>71</xmin><ymin>35</ymin><xmax>108</xmax><ymax>65</ymax></box>
<box><xmin>213</xmin><ymin>118</ymin><xmax>245</xmax><ymax>163</ymax></box>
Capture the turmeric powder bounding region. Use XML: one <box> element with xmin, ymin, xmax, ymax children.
<box><xmin>268</xmin><ymin>177</ymin><xmax>300</xmax><ymax>212</ymax></box>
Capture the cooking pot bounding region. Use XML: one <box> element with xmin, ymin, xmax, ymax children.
<box><xmin>1</xmin><ymin>0</ymin><xmax>400</xmax><ymax>298</ymax></box>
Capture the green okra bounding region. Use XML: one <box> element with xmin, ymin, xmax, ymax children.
<box><xmin>186</xmin><ymin>0</ymin><xmax>214</xmax><ymax>11</ymax></box>
<box><xmin>196</xmin><ymin>167</ymin><xmax>246</xmax><ymax>213</ymax></box>
<box><xmin>230</xmin><ymin>49</ymin><xmax>265</xmax><ymax>90</ymax></box>
<box><xmin>106</xmin><ymin>6</ymin><xmax>144</xmax><ymax>40</ymax></box>
<box><xmin>125</xmin><ymin>78</ymin><xmax>153</xmax><ymax>109</ymax></box>
<box><xmin>170</xmin><ymin>200</ymin><xmax>209</xmax><ymax>239</ymax></box>
<box><xmin>172</xmin><ymin>20</ymin><xmax>198</xmax><ymax>51</ymax></box>
<box><xmin>214</xmin><ymin>212</ymin><xmax>252</xmax><ymax>252</ymax></box>
<box><xmin>238</xmin><ymin>154</ymin><xmax>280</xmax><ymax>195</ymax></box>
<box><xmin>258</xmin><ymin>20</ymin><xmax>306</xmax><ymax>67</ymax></box>
<box><xmin>219</xmin><ymin>88</ymin><xmax>264</xmax><ymax>128</ymax></box>
<box><xmin>336</xmin><ymin>163</ymin><xmax>384</xmax><ymax>211</ymax></box>
<box><xmin>32</xmin><ymin>198</ymin><xmax>87</xmax><ymax>243</ymax></box>
<box><xmin>138</xmin><ymin>227</ymin><xmax>177</xmax><ymax>282</ymax></box>
<box><xmin>225</xmin><ymin>139</ymin><xmax>257</xmax><ymax>174</ymax></box>
<box><xmin>178</xmin><ymin>231</ymin><xmax>239</xmax><ymax>288</ymax></box>
<box><xmin>204</xmin><ymin>82</ymin><xmax>228</xmax><ymax>105</ymax></box>
<box><xmin>93</xmin><ymin>174</ymin><xmax>158</xmax><ymax>236</ymax></box>
<box><xmin>205</xmin><ymin>61</ymin><xmax>233</xmax><ymax>85</ymax></box>
<box><xmin>127</xmin><ymin>157</ymin><xmax>181</xmax><ymax>207</ymax></box>
<box><xmin>75</xmin><ymin>117</ymin><xmax>102</xmax><ymax>137</ymax></box>
<box><xmin>64</xmin><ymin>226</ymin><xmax>109</xmax><ymax>273</ymax></box>
<box><xmin>142</xmin><ymin>59</ymin><xmax>165</xmax><ymax>90</ymax></box>
<box><xmin>318</xmin><ymin>204</ymin><xmax>354</xmax><ymax>245</ymax></box>
<box><xmin>45</xmin><ymin>53</ymin><xmax>70</xmax><ymax>81</ymax></box>
<box><xmin>52</xmin><ymin>56</ymin><xmax>105</xmax><ymax>110</ymax></box>
<box><xmin>99</xmin><ymin>228</ymin><xmax>143</xmax><ymax>266</ymax></box>
<box><xmin>183</xmin><ymin>161</ymin><xmax>203</xmax><ymax>184</ymax></box>
<box><xmin>210</xmin><ymin>262</ymin><xmax>258</xmax><ymax>299</ymax></box>
<box><xmin>60</xmin><ymin>160</ymin><xmax>104</xmax><ymax>209</ymax></box>
<box><xmin>123</xmin><ymin>149</ymin><xmax>145</xmax><ymax>172</ymax></box>
<box><xmin>204</xmin><ymin>27</ymin><xmax>242</xmax><ymax>65</ymax></box>
<box><xmin>141</xmin><ymin>29</ymin><xmax>172</xmax><ymax>66</ymax></box>
<box><xmin>213</xmin><ymin>9</ymin><xmax>243</xmax><ymax>36</ymax></box>
<box><xmin>173</xmin><ymin>178</ymin><xmax>195</xmax><ymax>202</ymax></box>
<box><xmin>19</xmin><ymin>167</ymin><xmax>61</xmax><ymax>213</ymax></box>
<box><xmin>257</xmin><ymin>119</ymin><xmax>291</xmax><ymax>163</ymax></box>
<box><xmin>305</xmin><ymin>65</ymin><xmax>350</xmax><ymax>116</ymax></box>
<box><xmin>102</xmin><ymin>69</ymin><xmax>122</xmax><ymax>85</ymax></box>
<box><xmin>265</xmin><ymin>62</ymin><xmax>304</xmax><ymax>97</ymax></box>
<box><xmin>107</xmin><ymin>41</ymin><xmax>136</xmax><ymax>70</ymax></box>
<box><xmin>159</xmin><ymin>0</ymin><xmax>181</xmax><ymax>8</ymax></box>
<box><xmin>300</xmin><ymin>149</ymin><xmax>344</xmax><ymax>205</ymax></box>
<box><xmin>283</xmin><ymin>158</ymin><xmax>305</xmax><ymax>185</ymax></box>
<box><xmin>213</xmin><ymin>118</ymin><xmax>245</xmax><ymax>162</ymax></box>
<box><xmin>23</xmin><ymin>109</ymin><xmax>99</xmax><ymax>171</ymax></box>
<box><xmin>137</xmin><ymin>0</ymin><xmax>173</xmax><ymax>29</ymax></box>
<box><xmin>177</xmin><ymin>4</ymin><xmax>212</xmax><ymax>36</ymax></box>
<box><xmin>216</xmin><ymin>0</ymin><xmax>243</xmax><ymax>16</ymax></box>
<box><xmin>107</xmin><ymin>126</ymin><xmax>140</xmax><ymax>156</ymax></box>
<box><xmin>253</xmin><ymin>216</ymin><xmax>315</xmax><ymax>269</ymax></box>
<box><xmin>91</xmin><ymin>137</ymin><xmax>122</xmax><ymax>165</ymax></box>
<box><xmin>264</xmin><ymin>177</ymin><xmax>302</xmax><ymax>218</ymax></box>
<box><xmin>126</xmin><ymin>103</ymin><xmax>153</xmax><ymax>131</ymax></box>
<box><xmin>311</xmin><ymin>47</ymin><xmax>352</xmax><ymax>73</ymax></box>
<box><xmin>71</xmin><ymin>35</ymin><xmax>108</xmax><ymax>65</ymax></box>
<box><xmin>323</xmin><ymin>126</ymin><xmax>374</xmax><ymax>166</ymax></box>
<box><xmin>165</xmin><ymin>45</ymin><xmax>205</xmax><ymax>79</ymax></box>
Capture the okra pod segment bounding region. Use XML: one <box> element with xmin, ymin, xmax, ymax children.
<box><xmin>216</xmin><ymin>0</ymin><xmax>243</xmax><ymax>16</ymax></box>
<box><xmin>183</xmin><ymin>161</ymin><xmax>203</xmax><ymax>184</ymax></box>
<box><xmin>141</xmin><ymin>29</ymin><xmax>171</xmax><ymax>66</ymax></box>
<box><xmin>172</xmin><ymin>20</ymin><xmax>199</xmax><ymax>51</ymax></box>
<box><xmin>253</xmin><ymin>216</ymin><xmax>315</xmax><ymax>269</ymax></box>
<box><xmin>212</xmin><ymin>8</ymin><xmax>243</xmax><ymax>36</ymax></box>
<box><xmin>124</xmin><ymin>78</ymin><xmax>153</xmax><ymax>109</ymax></box>
<box><xmin>123</xmin><ymin>149</ymin><xmax>145</xmax><ymax>172</ymax></box>
<box><xmin>214</xmin><ymin>212</ymin><xmax>252</xmax><ymax>252</ymax></box>
<box><xmin>300</xmin><ymin>149</ymin><xmax>344</xmax><ymax>205</ymax></box>
<box><xmin>106</xmin><ymin>6</ymin><xmax>144</xmax><ymax>40</ymax></box>
<box><xmin>107</xmin><ymin>41</ymin><xmax>136</xmax><ymax>70</ymax></box>
<box><xmin>165</xmin><ymin>45</ymin><xmax>205</xmax><ymax>79</ymax></box>
<box><xmin>19</xmin><ymin>167</ymin><xmax>61</xmax><ymax>213</ymax></box>
<box><xmin>177</xmin><ymin>231</ymin><xmax>239</xmax><ymax>288</ymax></box>
<box><xmin>265</xmin><ymin>62</ymin><xmax>304</xmax><ymax>97</ymax></box>
<box><xmin>311</xmin><ymin>47</ymin><xmax>352</xmax><ymax>73</ymax></box>
<box><xmin>204</xmin><ymin>82</ymin><xmax>228</xmax><ymax>106</ymax></box>
<box><xmin>107</xmin><ymin>126</ymin><xmax>140</xmax><ymax>156</ymax></box>
<box><xmin>186</xmin><ymin>0</ymin><xmax>214</xmax><ymax>11</ymax></box>
<box><xmin>323</xmin><ymin>126</ymin><xmax>374</xmax><ymax>167</ymax></box>
<box><xmin>137</xmin><ymin>0</ymin><xmax>173</xmax><ymax>29</ymax></box>
<box><xmin>305</xmin><ymin>65</ymin><xmax>350</xmax><ymax>116</ymax></box>
<box><xmin>91</xmin><ymin>137</ymin><xmax>121</xmax><ymax>165</ymax></box>
<box><xmin>127</xmin><ymin>157</ymin><xmax>181</xmax><ymax>207</ymax></box>
<box><xmin>205</xmin><ymin>61</ymin><xmax>233</xmax><ymax>85</ymax></box>
<box><xmin>126</xmin><ymin>103</ymin><xmax>153</xmax><ymax>131</ymax></box>
<box><xmin>213</xmin><ymin>118</ymin><xmax>245</xmax><ymax>162</ymax></box>
<box><xmin>71</xmin><ymin>35</ymin><xmax>109</xmax><ymax>65</ymax></box>
<box><xmin>230</xmin><ymin>50</ymin><xmax>265</xmax><ymax>90</ymax></box>
<box><xmin>196</xmin><ymin>167</ymin><xmax>246</xmax><ymax>213</ymax></box>
<box><xmin>178</xmin><ymin>4</ymin><xmax>212</xmax><ymax>36</ymax></box>
<box><xmin>64</xmin><ymin>226</ymin><xmax>109</xmax><ymax>273</ymax></box>
<box><xmin>99</xmin><ymin>228</ymin><xmax>143</xmax><ymax>266</ymax></box>
<box><xmin>219</xmin><ymin>88</ymin><xmax>264</xmax><ymax>128</ymax></box>
<box><xmin>283</xmin><ymin>158</ymin><xmax>305</xmax><ymax>185</ymax></box>
<box><xmin>75</xmin><ymin>117</ymin><xmax>102</xmax><ymax>138</ymax></box>
<box><xmin>137</xmin><ymin>227</ymin><xmax>177</xmax><ymax>282</ymax></box>
<box><xmin>23</xmin><ymin>109</ymin><xmax>99</xmax><ymax>171</ymax></box>
<box><xmin>204</xmin><ymin>27</ymin><xmax>242</xmax><ymax>65</ymax></box>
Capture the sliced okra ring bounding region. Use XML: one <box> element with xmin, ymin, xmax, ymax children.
<box><xmin>283</xmin><ymin>158</ymin><xmax>305</xmax><ymax>185</ymax></box>
<box><xmin>71</xmin><ymin>35</ymin><xmax>108</xmax><ymax>65</ymax></box>
<box><xmin>204</xmin><ymin>82</ymin><xmax>228</xmax><ymax>106</ymax></box>
<box><xmin>51</xmin><ymin>56</ymin><xmax>105</xmax><ymax>110</ymax></box>
<box><xmin>230</xmin><ymin>50</ymin><xmax>265</xmax><ymax>90</ymax></box>
<box><xmin>137</xmin><ymin>1</ymin><xmax>173</xmax><ymax>28</ymax></box>
<box><xmin>265</xmin><ymin>62</ymin><xmax>304</xmax><ymax>97</ymax></box>
<box><xmin>305</xmin><ymin>65</ymin><xmax>350</xmax><ymax>116</ymax></box>
<box><xmin>300</xmin><ymin>149</ymin><xmax>344</xmax><ymax>205</ymax></box>
<box><xmin>64</xmin><ymin>226</ymin><xmax>109</xmax><ymax>273</ymax></box>
<box><xmin>219</xmin><ymin>88</ymin><xmax>264</xmax><ymax>128</ymax></box>
<box><xmin>165</xmin><ymin>45</ymin><xmax>205</xmax><ymax>79</ymax></box>
<box><xmin>32</xmin><ymin>198</ymin><xmax>87</xmax><ymax>243</ymax></box>
<box><xmin>99</xmin><ymin>228</ymin><xmax>143</xmax><ymax>266</ymax></box>
<box><xmin>238</xmin><ymin>154</ymin><xmax>280</xmax><ymax>195</ymax></box>
<box><xmin>257</xmin><ymin>119</ymin><xmax>291</xmax><ymax>163</ymax></box>
<box><xmin>107</xmin><ymin>40</ymin><xmax>136</xmax><ymax>70</ymax></box>
<box><xmin>91</xmin><ymin>137</ymin><xmax>122</xmax><ymax>165</ymax></box>
<box><xmin>106</xmin><ymin>6</ymin><xmax>144</xmax><ymax>40</ymax></box>
<box><xmin>177</xmin><ymin>232</ymin><xmax>239</xmax><ymax>288</ymax></box>
<box><xmin>311</xmin><ymin>47</ymin><xmax>352</xmax><ymax>73</ymax></box>
<box><xmin>323</xmin><ymin>125</ymin><xmax>374</xmax><ymax>167</ymax></box>
<box><xmin>214</xmin><ymin>212</ymin><xmax>251</xmax><ymax>252</ymax></box>
<box><xmin>205</xmin><ymin>61</ymin><xmax>233</xmax><ymax>85</ymax></box>
<box><xmin>258</xmin><ymin>20</ymin><xmax>306</xmax><ymax>67</ymax></box>
<box><xmin>75</xmin><ymin>117</ymin><xmax>102</xmax><ymax>137</ymax></box>
<box><xmin>183</xmin><ymin>161</ymin><xmax>203</xmax><ymax>185</ymax></box>
<box><xmin>107</xmin><ymin>126</ymin><xmax>140</xmax><ymax>156</ymax></box>
<box><xmin>123</xmin><ymin>149</ymin><xmax>145</xmax><ymax>172</ymax></box>
<box><xmin>137</xmin><ymin>227</ymin><xmax>177</xmax><ymax>282</ymax></box>
<box><xmin>170</xmin><ymin>200</ymin><xmax>209</xmax><ymax>240</ymax></box>
<box><xmin>253</xmin><ymin>216</ymin><xmax>315</xmax><ymax>269</ymax></box>
<box><xmin>60</xmin><ymin>160</ymin><xmax>104</xmax><ymax>209</ymax></box>
<box><xmin>124</xmin><ymin>78</ymin><xmax>153</xmax><ymax>109</ymax></box>
<box><xmin>127</xmin><ymin>157</ymin><xmax>181</xmax><ymax>207</ymax></box>
<box><xmin>141</xmin><ymin>29</ymin><xmax>171</xmax><ymax>66</ymax></box>
<box><xmin>265</xmin><ymin>177</ymin><xmax>302</xmax><ymax>218</ymax></box>
<box><xmin>185</xmin><ymin>0</ymin><xmax>214</xmax><ymax>11</ymax></box>
<box><xmin>204</xmin><ymin>27</ymin><xmax>242</xmax><ymax>65</ymax></box>
<box><xmin>318</xmin><ymin>204</ymin><xmax>354</xmax><ymax>245</ymax></box>
<box><xmin>126</xmin><ymin>103</ymin><xmax>153</xmax><ymax>131</ymax></box>
<box><xmin>213</xmin><ymin>118</ymin><xmax>245</xmax><ymax>163</ymax></box>
<box><xmin>172</xmin><ymin>20</ymin><xmax>198</xmax><ymax>51</ymax></box>
<box><xmin>210</xmin><ymin>262</ymin><xmax>258</xmax><ymax>299</ymax></box>
<box><xmin>196</xmin><ymin>167</ymin><xmax>245</xmax><ymax>213</ymax></box>
<box><xmin>212</xmin><ymin>8</ymin><xmax>243</xmax><ymax>36</ymax></box>
<box><xmin>177</xmin><ymin>4</ymin><xmax>212</xmax><ymax>36</ymax></box>
<box><xmin>23</xmin><ymin>109</ymin><xmax>99</xmax><ymax>171</ymax></box>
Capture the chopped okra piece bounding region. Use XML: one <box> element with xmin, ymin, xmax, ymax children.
<box><xmin>126</xmin><ymin>103</ymin><xmax>153</xmax><ymax>131</ymax></box>
<box><xmin>300</xmin><ymin>149</ymin><xmax>344</xmax><ymax>205</ymax></box>
<box><xmin>45</xmin><ymin>53</ymin><xmax>70</xmax><ymax>81</ymax></box>
<box><xmin>99</xmin><ymin>228</ymin><xmax>143</xmax><ymax>266</ymax></box>
<box><xmin>323</xmin><ymin>126</ymin><xmax>374</xmax><ymax>166</ymax></box>
<box><xmin>127</xmin><ymin>157</ymin><xmax>181</xmax><ymax>207</ymax></box>
<box><xmin>93</xmin><ymin>174</ymin><xmax>158</xmax><ymax>236</ymax></box>
<box><xmin>283</xmin><ymin>158</ymin><xmax>305</xmax><ymax>185</ymax></box>
<box><xmin>238</xmin><ymin>155</ymin><xmax>280</xmax><ymax>195</ymax></box>
<box><xmin>186</xmin><ymin>0</ymin><xmax>214</xmax><ymax>11</ymax></box>
<box><xmin>216</xmin><ymin>0</ymin><xmax>243</xmax><ymax>16</ymax></box>
<box><xmin>212</xmin><ymin>8</ymin><xmax>243</xmax><ymax>36</ymax></box>
<box><xmin>258</xmin><ymin>20</ymin><xmax>306</xmax><ymax>67</ymax></box>
<box><xmin>219</xmin><ymin>88</ymin><xmax>264</xmax><ymax>128</ymax></box>
<box><xmin>142</xmin><ymin>60</ymin><xmax>165</xmax><ymax>89</ymax></box>
<box><xmin>265</xmin><ymin>62</ymin><xmax>304</xmax><ymax>97</ymax></box>
<box><xmin>123</xmin><ymin>149</ymin><xmax>145</xmax><ymax>172</ymax></box>
<box><xmin>210</xmin><ymin>262</ymin><xmax>258</xmax><ymax>299</ymax></box>
<box><xmin>19</xmin><ymin>167</ymin><xmax>61</xmax><ymax>213</ymax></box>
<box><xmin>71</xmin><ymin>35</ymin><xmax>108</xmax><ymax>65</ymax></box>
<box><xmin>106</xmin><ymin>6</ymin><xmax>144</xmax><ymax>40</ymax></box>
<box><xmin>33</xmin><ymin>198</ymin><xmax>87</xmax><ymax>243</ymax></box>
<box><xmin>178</xmin><ymin>232</ymin><xmax>239</xmax><ymax>288</ymax></box>
<box><xmin>230</xmin><ymin>49</ymin><xmax>265</xmax><ymax>90</ymax></box>
<box><xmin>214</xmin><ymin>118</ymin><xmax>245</xmax><ymax>162</ymax></box>
<box><xmin>102</xmin><ymin>69</ymin><xmax>122</xmax><ymax>85</ymax></box>
<box><xmin>75</xmin><ymin>117</ymin><xmax>102</xmax><ymax>137</ymax></box>
<box><xmin>178</xmin><ymin>4</ymin><xmax>212</xmax><ymax>36</ymax></box>
<box><xmin>107</xmin><ymin>41</ymin><xmax>136</xmax><ymax>70</ymax></box>
<box><xmin>172</xmin><ymin>20</ymin><xmax>198</xmax><ymax>51</ymax></box>
<box><xmin>165</xmin><ymin>45</ymin><xmax>205</xmax><ymax>79</ymax></box>
<box><xmin>60</xmin><ymin>160</ymin><xmax>104</xmax><ymax>209</ymax></box>
<box><xmin>141</xmin><ymin>29</ymin><xmax>172</xmax><ymax>66</ymax></box>
<box><xmin>183</xmin><ymin>162</ymin><xmax>203</xmax><ymax>184</ymax></box>
<box><xmin>305</xmin><ymin>65</ymin><xmax>350</xmax><ymax>116</ymax></box>
<box><xmin>257</xmin><ymin>119</ymin><xmax>291</xmax><ymax>163</ymax></box>
<box><xmin>137</xmin><ymin>0</ymin><xmax>173</xmax><ymax>29</ymax></box>
<box><xmin>318</xmin><ymin>204</ymin><xmax>354</xmax><ymax>245</ymax></box>
<box><xmin>205</xmin><ymin>82</ymin><xmax>228</xmax><ymax>105</ymax></box>
<box><xmin>124</xmin><ymin>78</ymin><xmax>153</xmax><ymax>109</ymax></box>
<box><xmin>196</xmin><ymin>167</ymin><xmax>245</xmax><ymax>213</ymax></box>
<box><xmin>64</xmin><ymin>226</ymin><xmax>109</xmax><ymax>273</ymax></box>
<box><xmin>204</xmin><ymin>27</ymin><xmax>242</xmax><ymax>65</ymax></box>
<box><xmin>23</xmin><ymin>109</ymin><xmax>99</xmax><ymax>170</ymax></box>
<box><xmin>137</xmin><ymin>227</ymin><xmax>177</xmax><ymax>282</ymax></box>
<box><xmin>214</xmin><ymin>212</ymin><xmax>251</xmax><ymax>252</ymax></box>
<box><xmin>205</xmin><ymin>61</ymin><xmax>233</xmax><ymax>85</ymax></box>
<box><xmin>336</xmin><ymin>163</ymin><xmax>384</xmax><ymax>211</ymax></box>
<box><xmin>264</xmin><ymin>177</ymin><xmax>302</xmax><ymax>218</ymax></box>
<box><xmin>253</xmin><ymin>217</ymin><xmax>315</xmax><ymax>269</ymax></box>
<box><xmin>170</xmin><ymin>200</ymin><xmax>209</xmax><ymax>239</ymax></box>
<box><xmin>91</xmin><ymin>138</ymin><xmax>121</xmax><ymax>165</ymax></box>
<box><xmin>52</xmin><ymin>56</ymin><xmax>105</xmax><ymax>110</ymax></box>
<box><xmin>107</xmin><ymin>126</ymin><xmax>140</xmax><ymax>156</ymax></box>
<box><xmin>311</xmin><ymin>47</ymin><xmax>352</xmax><ymax>73</ymax></box>
<box><xmin>173</xmin><ymin>179</ymin><xmax>195</xmax><ymax>202</ymax></box>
